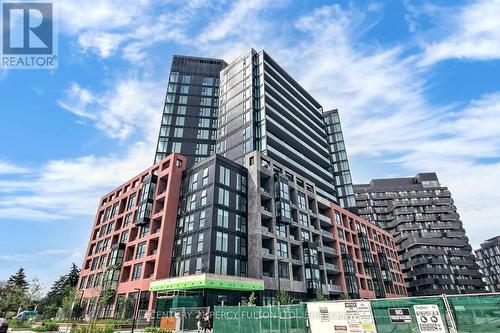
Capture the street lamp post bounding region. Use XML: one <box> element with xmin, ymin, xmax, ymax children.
<box><xmin>131</xmin><ymin>288</ymin><xmax>141</xmax><ymax>333</ymax></box>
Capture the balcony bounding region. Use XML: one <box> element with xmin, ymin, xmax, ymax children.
<box><xmin>318</xmin><ymin>213</ymin><xmax>332</xmax><ymax>225</ymax></box>
<box><xmin>325</xmin><ymin>263</ymin><xmax>340</xmax><ymax>273</ymax></box>
<box><xmin>323</xmin><ymin>246</ymin><xmax>338</xmax><ymax>257</ymax></box>
<box><xmin>321</xmin><ymin>230</ymin><xmax>335</xmax><ymax>240</ymax></box>
<box><xmin>328</xmin><ymin>284</ymin><xmax>342</xmax><ymax>293</ymax></box>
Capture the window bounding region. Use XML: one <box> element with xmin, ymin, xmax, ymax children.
<box><xmin>278</xmin><ymin>201</ymin><xmax>291</xmax><ymax>219</ymax></box>
<box><xmin>200</xmin><ymin>190</ymin><xmax>208</xmax><ymax>205</ymax></box>
<box><xmin>236</xmin><ymin>194</ymin><xmax>246</xmax><ymax>212</ymax></box>
<box><xmin>189</xmin><ymin>173</ymin><xmax>198</xmax><ymax>191</ymax></box>
<box><xmin>219</xmin><ymin>166</ymin><xmax>231</xmax><ymax>186</ymax></box>
<box><xmin>202</xmin><ymin>77</ymin><xmax>214</xmax><ymax>86</ymax></box>
<box><xmin>185</xmin><ymin>214</ymin><xmax>194</xmax><ymax>231</ymax></box>
<box><xmin>175</xmin><ymin>116</ymin><xmax>185</xmax><ymax>126</ymax></box>
<box><xmin>139</xmin><ymin>225</ymin><xmax>149</xmax><ymax>238</ymax></box>
<box><xmin>235</xmin><ymin>215</ymin><xmax>246</xmax><ymax>232</ymax></box>
<box><xmin>136</xmin><ymin>242</ymin><xmax>146</xmax><ymax>259</ymax></box>
<box><xmin>277</xmin><ymin>241</ymin><xmax>288</xmax><ymax>258</ymax></box>
<box><xmin>181</xmin><ymin>75</ymin><xmax>190</xmax><ymax>84</ymax></box>
<box><xmin>199</xmin><ymin>210</ymin><xmax>207</xmax><ymax>228</ymax></box>
<box><xmin>178</xmin><ymin>96</ymin><xmax>188</xmax><ymax>104</ymax></box>
<box><xmin>301</xmin><ymin>230</ymin><xmax>310</xmax><ymax>241</ymax></box>
<box><xmin>177</xmin><ymin>105</ymin><xmax>187</xmax><ymax>115</ymax></box>
<box><xmin>218</xmin><ymin>188</ymin><xmax>229</xmax><ymax>206</ymax></box>
<box><xmin>217</xmin><ymin>209</ymin><xmax>229</xmax><ymax>228</ymax></box>
<box><xmin>201</xmin><ymin>97</ymin><xmax>211</xmax><ymax>106</ymax></box>
<box><xmin>202</xmin><ymin>168</ymin><xmax>209</xmax><ymax>185</ymax></box>
<box><xmin>157</xmin><ymin>138</ymin><xmax>169</xmax><ymax>152</ymax></box>
<box><xmin>124</xmin><ymin>213</ymin><xmax>132</xmax><ymax>227</ymax></box>
<box><xmin>276</xmin><ymin>223</ymin><xmax>287</xmax><ymax>237</ymax></box>
<box><xmin>235</xmin><ymin>236</ymin><xmax>247</xmax><ymax>255</ymax></box>
<box><xmin>197</xmin><ymin>129</ymin><xmax>210</xmax><ymax>139</ymax></box>
<box><xmin>199</xmin><ymin>118</ymin><xmax>210</xmax><ymax>127</ymax></box>
<box><xmin>120</xmin><ymin>231</ymin><xmax>129</xmax><ymax>243</ymax></box>
<box><xmin>174</xmin><ymin>128</ymin><xmax>184</xmax><ymax>138</ymax></box>
<box><xmin>236</xmin><ymin>174</ymin><xmax>247</xmax><ymax>193</ymax></box>
<box><xmin>215</xmin><ymin>256</ymin><xmax>227</xmax><ymax>275</ymax></box>
<box><xmin>298</xmin><ymin>193</ymin><xmax>306</xmax><ymax>209</ymax></box>
<box><xmin>180</xmin><ymin>85</ymin><xmax>189</xmax><ymax>94</ymax></box>
<box><xmin>335</xmin><ymin>212</ymin><xmax>342</xmax><ymax>225</ymax></box>
<box><xmin>200</xmin><ymin>108</ymin><xmax>211</xmax><ymax>117</ymax></box>
<box><xmin>188</xmin><ymin>194</ymin><xmax>196</xmax><ymax>211</ymax></box>
<box><xmin>185</xmin><ymin>236</ymin><xmax>192</xmax><ymax>255</ymax></box>
<box><xmin>111</xmin><ymin>202</ymin><xmax>119</xmax><ymax>217</ymax></box>
<box><xmin>278</xmin><ymin>181</ymin><xmax>290</xmax><ymax>200</ymax></box>
<box><xmin>197</xmin><ymin>233</ymin><xmax>204</xmax><ymax>252</ymax></box>
<box><xmin>201</xmin><ymin>87</ymin><xmax>212</xmax><ymax>96</ymax></box>
<box><xmin>216</xmin><ymin>232</ymin><xmax>228</xmax><ymax>252</ymax></box>
<box><xmin>172</xmin><ymin>142</ymin><xmax>182</xmax><ymax>153</ymax></box>
<box><xmin>79</xmin><ymin>276</ymin><xmax>87</xmax><ymax>290</ymax></box>
<box><xmin>132</xmin><ymin>264</ymin><xmax>143</xmax><ymax>280</ymax></box>
<box><xmin>299</xmin><ymin>212</ymin><xmax>308</xmax><ymax>226</ymax></box>
<box><xmin>128</xmin><ymin>193</ymin><xmax>136</xmax><ymax>210</ymax></box>
<box><xmin>196</xmin><ymin>257</ymin><xmax>203</xmax><ymax>273</ymax></box>
<box><xmin>195</xmin><ymin>144</ymin><xmax>208</xmax><ymax>155</ymax></box>
<box><xmin>279</xmin><ymin>262</ymin><xmax>290</xmax><ymax>279</ymax></box>
<box><xmin>170</xmin><ymin>72</ymin><xmax>179</xmax><ymax>82</ymax></box>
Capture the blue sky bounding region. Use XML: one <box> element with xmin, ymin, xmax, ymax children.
<box><xmin>1</xmin><ymin>0</ymin><xmax>500</xmax><ymax>289</ymax></box>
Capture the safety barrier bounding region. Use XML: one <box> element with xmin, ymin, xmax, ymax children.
<box><xmin>212</xmin><ymin>293</ymin><xmax>500</xmax><ymax>333</ymax></box>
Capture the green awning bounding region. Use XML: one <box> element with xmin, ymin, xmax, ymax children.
<box><xmin>149</xmin><ymin>273</ymin><xmax>265</xmax><ymax>292</ymax></box>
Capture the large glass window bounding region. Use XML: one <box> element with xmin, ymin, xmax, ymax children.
<box><xmin>199</xmin><ymin>209</ymin><xmax>207</xmax><ymax>228</ymax></box>
<box><xmin>218</xmin><ymin>188</ymin><xmax>229</xmax><ymax>206</ymax></box>
<box><xmin>127</xmin><ymin>193</ymin><xmax>136</xmax><ymax>210</ymax></box>
<box><xmin>235</xmin><ymin>215</ymin><xmax>246</xmax><ymax>232</ymax></box>
<box><xmin>219</xmin><ymin>166</ymin><xmax>231</xmax><ymax>186</ymax></box>
<box><xmin>279</xmin><ymin>262</ymin><xmax>289</xmax><ymax>279</ymax></box>
<box><xmin>132</xmin><ymin>264</ymin><xmax>143</xmax><ymax>280</ymax></box>
<box><xmin>298</xmin><ymin>193</ymin><xmax>306</xmax><ymax>209</ymax></box>
<box><xmin>217</xmin><ymin>209</ymin><xmax>229</xmax><ymax>228</ymax></box>
<box><xmin>277</xmin><ymin>241</ymin><xmax>288</xmax><ymax>258</ymax></box>
<box><xmin>214</xmin><ymin>256</ymin><xmax>227</xmax><ymax>275</ymax></box>
<box><xmin>216</xmin><ymin>232</ymin><xmax>228</xmax><ymax>252</ymax></box>
<box><xmin>236</xmin><ymin>174</ymin><xmax>247</xmax><ymax>193</ymax></box>
<box><xmin>197</xmin><ymin>233</ymin><xmax>204</xmax><ymax>252</ymax></box>
<box><xmin>235</xmin><ymin>236</ymin><xmax>246</xmax><ymax>255</ymax></box>
<box><xmin>299</xmin><ymin>212</ymin><xmax>308</xmax><ymax>226</ymax></box>
<box><xmin>136</xmin><ymin>242</ymin><xmax>146</xmax><ymax>259</ymax></box>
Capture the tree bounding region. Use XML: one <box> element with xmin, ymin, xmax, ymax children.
<box><xmin>315</xmin><ymin>289</ymin><xmax>327</xmax><ymax>301</ymax></box>
<box><xmin>276</xmin><ymin>290</ymin><xmax>294</xmax><ymax>305</ymax></box>
<box><xmin>38</xmin><ymin>264</ymin><xmax>81</xmax><ymax>318</ymax></box>
<box><xmin>7</xmin><ymin>268</ymin><xmax>28</xmax><ymax>291</ymax></box>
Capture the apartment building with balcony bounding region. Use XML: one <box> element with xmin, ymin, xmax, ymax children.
<box><xmin>475</xmin><ymin>235</ymin><xmax>500</xmax><ymax>292</ymax></box>
<box><xmin>77</xmin><ymin>154</ymin><xmax>186</xmax><ymax>318</ymax></box>
<box><xmin>354</xmin><ymin>173</ymin><xmax>485</xmax><ymax>296</ymax></box>
<box><xmin>244</xmin><ymin>151</ymin><xmax>406</xmax><ymax>303</ymax></box>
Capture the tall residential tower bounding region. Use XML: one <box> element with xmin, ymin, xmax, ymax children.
<box><xmin>154</xmin><ymin>55</ymin><xmax>227</xmax><ymax>167</ymax></box>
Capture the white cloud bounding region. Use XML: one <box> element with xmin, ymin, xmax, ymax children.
<box><xmin>0</xmin><ymin>160</ymin><xmax>29</xmax><ymax>174</ymax></box>
<box><xmin>59</xmin><ymin>0</ymin><xmax>208</xmax><ymax>63</ymax></box>
<box><xmin>419</xmin><ymin>0</ymin><xmax>500</xmax><ymax>65</ymax></box>
<box><xmin>59</xmin><ymin>78</ymin><xmax>164</xmax><ymax>141</ymax></box>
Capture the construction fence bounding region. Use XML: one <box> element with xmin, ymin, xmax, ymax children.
<box><xmin>212</xmin><ymin>293</ymin><xmax>500</xmax><ymax>333</ymax></box>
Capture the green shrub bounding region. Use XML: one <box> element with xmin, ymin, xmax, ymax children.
<box><xmin>32</xmin><ymin>321</ymin><xmax>59</xmax><ymax>332</ymax></box>
<box><xmin>7</xmin><ymin>319</ymin><xmax>31</xmax><ymax>328</ymax></box>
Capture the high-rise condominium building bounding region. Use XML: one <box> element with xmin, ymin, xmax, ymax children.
<box><xmin>354</xmin><ymin>173</ymin><xmax>484</xmax><ymax>296</ymax></box>
<box><xmin>77</xmin><ymin>50</ymin><xmax>407</xmax><ymax>318</ymax></box>
<box><xmin>216</xmin><ymin>49</ymin><xmax>338</xmax><ymax>203</ymax></box>
<box><xmin>475</xmin><ymin>236</ymin><xmax>500</xmax><ymax>292</ymax></box>
<box><xmin>154</xmin><ymin>55</ymin><xmax>227</xmax><ymax>167</ymax></box>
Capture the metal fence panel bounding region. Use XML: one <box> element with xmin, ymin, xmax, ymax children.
<box><xmin>448</xmin><ymin>294</ymin><xmax>500</xmax><ymax>333</ymax></box>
